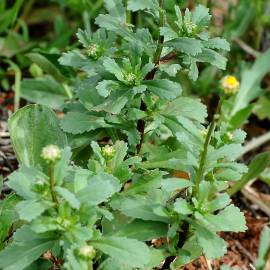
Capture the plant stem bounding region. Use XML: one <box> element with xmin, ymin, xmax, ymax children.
<box><xmin>194</xmin><ymin>96</ymin><xmax>225</xmax><ymax>194</ymax></box>
<box><xmin>153</xmin><ymin>0</ymin><xmax>165</xmax><ymax>64</ymax></box>
<box><xmin>48</xmin><ymin>164</ymin><xmax>58</xmax><ymax>207</ymax></box>
<box><xmin>136</xmin><ymin>0</ymin><xmax>165</xmax><ymax>154</ymax></box>
<box><xmin>124</xmin><ymin>0</ymin><xmax>131</xmax><ymax>24</ymax></box>
<box><xmin>6</xmin><ymin>61</ymin><xmax>21</xmax><ymax>111</ymax></box>
<box><xmin>14</xmin><ymin>0</ymin><xmax>35</xmax><ymax>32</ymax></box>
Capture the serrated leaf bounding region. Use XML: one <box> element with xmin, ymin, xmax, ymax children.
<box><xmin>95</xmin><ymin>14</ymin><xmax>134</xmax><ymax>40</ymax></box>
<box><xmin>171</xmin><ymin>236</ymin><xmax>202</xmax><ymax>268</ymax></box>
<box><xmin>197</xmin><ymin>205</ymin><xmax>247</xmax><ymax>233</ymax></box>
<box><xmin>54</xmin><ymin>186</ymin><xmax>80</xmax><ymax>209</ymax></box>
<box><xmin>196</xmin><ymin>48</ymin><xmax>227</xmax><ymax>69</ymax></box>
<box><xmin>127</xmin><ymin>0</ymin><xmax>157</xmax><ymax>12</ymax></box>
<box><xmin>203</xmin><ymin>37</ymin><xmax>230</xmax><ymax>51</ymax></box>
<box><xmin>195</xmin><ymin>224</ymin><xmax>227</xmax><ymax>259</ymax></box>
<box><xmin>60</xmin><ymin>112</ymin><xmax>109</xmax><ymax>134</ymax></box>
<box><xmin>0</xmin><ymin>239</ymin><xmax>55</xmax><ymax>270</ymax></box>
<box><xmin>165</xmin><ymin>37</ymin><xmax>202</xmax><ymax>56</ymax></box>
<box><xmin>103</xmin><ymin>58</ymin><xmax>124</xmax><ymax>81</ymax></box>
<box><xmin>77</xmin><ymin>173</ymin><xmax>121</xmax><ymax>205</ymax></box>
<box><xmin>92</xmin><ymin>236</ymin><xmax>150</xmax><ymax>268</ymax></box>
<box><xmin>16</xmin><ymin>199</ymin><xmax>51</xmax><ymax>222</ymax></box>
<box><xmin>162</xmin><ymin>97</ymin><xmax>207</xmax><ymax>123</ymax></box>
<box><xmin>174</xmin><ymin>198</ymin><xmax>193</xmax><ymax>215</ymax></box>
<box><xmin>110</xmin><ymin>196</ymin><xmax>169</xmax><ymax>222</ymax></box>
<box><xmin>115</xmin><ymin>219</ymin><xmax>167</xmax><ymax>241</ymax></box>
<box><xmin>192</xmin><ymin>5</ymin><xmax>212</xmax><ymax>27</ymax></box>
<box><xmin>143</xmin><ymin>79</ymin><xmax>182</xmax><ymax>100</ymax></box>
<box><xmin>161</xmin><ymin>178</ymin><xmax>193</xmax><ymax>193</ymax></box>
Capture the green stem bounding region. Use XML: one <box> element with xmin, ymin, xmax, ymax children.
<box><xmin>194</xmin><ymin>96</ymin><xmax>225</xmax><ymax>194</ymax></box>
<box><xmin>124</xmin><ymin>0</ymin><xmax>131</xmax><ymax>24</ymax></box>
<box><xmin>6</xmin><ymin>61</ymin><xmax>21</xmax><ymax>111</ymax></box>
<box><xmin>48</xmin><ymin>164</ymin><xmax>58</xmax><ymax>207</ymax></box>
<box><xmin>153</xmin><ymin>0</ymin><xmax>165</xmax><ymax>64</ymax></box>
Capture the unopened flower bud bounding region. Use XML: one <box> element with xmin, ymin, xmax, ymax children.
<box><xmin>101</xmin><ymin>145</ymin><xmax>115</xmax><ymax>159</ymax></box>
<box><xmin>225</xmin><ymin>132</ymin><xmax>233</xmax><ymax>141</ymax></box>
<box><xmin>87</xmin><ymin>44</ymin><xmax>101</xmax><ymax>59</ymax></box>
<box><xmin>78</xmin><ymin>245</ymin><xmax>96</xmax><ymax>260</ymax></box>
<box><xmin>125</xmin><ymin>72</ymin><xmax>136</xmax><ymax>85</ymax></box>
<box><xmin>221</xmin><ymin>75</ymin><xmax>240</xmax><ymax>95</ymax></box>
<box><xmin>41</xmin><ymin>145</ymin><xmax>61</xmax><ymax>163</ymax></box>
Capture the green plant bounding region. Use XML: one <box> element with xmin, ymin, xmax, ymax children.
<box><xmin>1</xmin><ymin>1</ymin><xmax>263</xmax><ymax>269</ymax></box>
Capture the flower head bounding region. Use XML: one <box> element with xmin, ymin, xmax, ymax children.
<box><xmin>101</xmin><ymin>145</ymin><xmax>116</xmax><ymax>159</ymax></box>
<box><xmin>125</xmin><ymin>72</ymin><xmax>136</xmax><ymax>85</ymax></box>
<box><xmin>221</xmin><ymin>75</ymin><xmax>240</xmax><ymax>95</ymax></box>
<box><xmin>87</xmin><ymin>43</ymin><xmax>101</xmax><ymax>59</ymax></box>
<box><xmin>41</xmin><ymin>145</ymin><xmax>61</xmax><ymax>163</ymax></box>
<box><xmin>78</xmin><ymin>245</ymin><xmax>96</xmax><ymax>260</ymax></box>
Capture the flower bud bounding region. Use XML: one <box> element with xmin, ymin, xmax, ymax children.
<box><xmin>78</xmin><ymin>245</ymin><xmax>96</xmax><ymax>260</ymax></box>
<box><xmin>101</xmin><ymin>145</ymin><xmax>115</xmax><ymax>159</ymax></box>
<box><xmin>41</xmin><ymin>145</ymin><xmax>61</xmax><ymax>163</ymax></box>
<box><xmin>221</xmin><ymin>75</ymin><xmax>240</xmax><ymax>95</ymax></box>
<box><xmin>87</xmin><ymin>44</ymin><xmax>101</xmax><ymax>60</ymax></box>
<box><xmin>125</xmin><ymin>72</ymin><xmax>136</xmax><ymax>85</ymax></box>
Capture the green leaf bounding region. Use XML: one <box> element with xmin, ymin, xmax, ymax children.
<box><xmin>8</xmin><ymin>105</ymin><xmax>67</xmax><ymax>168</ymax></box>
<box><xmin>171</xmin><ymin>236</ymin><xmax>202</xmax><ymax>268</ymax></box>
<box><xmin>162</xmin><ymin>97</ymin><xmax>207</xmax><ymax>123</ymax></box>
<box><xmin>54</xmin><ymin>187</ymin><xmax>80</xmax><ymax>209</ymax></box>
<box><xmin>195</xmin><ymin>224</ymin><xmax>227</xmax><ymax>259</ymax></box>
<box><xmin>26</xmin><ymin>52</ymin><xmax>66</xmax><ymax>82</ymax></box>
<box><xmin>0</xmin><ymin>194</ymin><xmax>19</xmax><ymax>249</ymax></box>
<box><xmin>228</xmin><ymin>152</ymin><xmax>270</xmax><ymax>196</ymax></box>
<box><xmin>165</xmin><ymin>37</ymin><xmax>202</xmax><ymax>56</ymax></box>
<box><xmin>115</xmin><ymin>219</ymin><xmax>167</xmax><ymax>241</ymax></box>
<box><xmin>174</xmin><ymin>198</ymin><xmax>193</xmax><ymax>215</ymax></box>
<box><xmin>196</xmin><ymin>205</ymin><xmax>247</xmax><ymax>233</ymax></box>
<box><xmin>203</xmin><ymin>37</ymin><xmax>230</xmax><ymax>51</ymax></box>
<box><xmin>103</xmin><ymin>58</ymin><xmax>124</xmax><ymax>81</ymax></box>
<box><xmin>192</xmin><ymin>5</ymin><xmax>211</xmax><ymax>27</ymax></box>
<box><xmin>77</xmin><ymin>173</ymin><xmax>121</xmax><ymax>205</ymax></box>
<box><xmin>143</xmin><ymin>79</ymin><xmax>182</xmax><ymax>100</ymax></box>
<box><xmin>16</xmin><ymin>199</ymin><xmax>52</xmax><ymax>222</ymax></box>
<box><xmin>95</xmin><ymin>15</ymin><xmax>133</xmax><ymax>40</ymax></box>
<box><xmin>231</xmin><ymin>48</ymin><xmax>270</xmax><ymax>116</ymax></box>
<box><xmin>161</xmin><ymin>178</ymin><xmax>193</xmax><ymax>193</ymax></box>
<box><xmin>21</xmin><ymin>76</ymin><xmax>69</xmax><ymax>110</ymax></box>
<box><xmin>229</xmin><ymin>105</ymin><xmax>254</xmax><ymax>129</ymax></box>
<box><xmin>255</xmin><ymin>226</ymin><xmax>270</xmax><ymax>270</ymax></box>
<box><xmin>110</xmin><ymin>196</ymin><xmax>169</xmax><ymax>222</ymax></box>
<box><xmin>254</xmin><ymin>96</ymin><xmax>270</xmax><ymax>120</ymax></box>
<box><xmin>92</xmin><ymin>89</ymin><xmax>134</xmax><ymax>114</ymax></box>
<box><xmin>0</xmin><ymin>239</ymin><xmax>55</xmax><ymax>270</ymax></box>
<box><xmin>60</xmin><ymin>112</ymin><xmax>109</xmax><ymax>134</ymax></box>
<box><xmin>92</xmin><ymin>236</ymin><xmax>150</xmax><ymax>268</ymax></box>
<box><xmin>196</xmin><ymin>48</ymin><xmax>227</xmax><ymax>69</ymax></box>
<box><xmin>127</xmin><ymin>0</ymin><xmax>158</xmax><ymax>12</ymax></box>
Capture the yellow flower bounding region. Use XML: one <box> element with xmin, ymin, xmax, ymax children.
<box><xmin>221</xmin><ymin>75</ymin><xmax>240</xmax><ymax>95</ymax></box>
